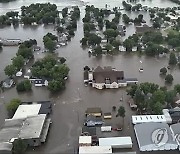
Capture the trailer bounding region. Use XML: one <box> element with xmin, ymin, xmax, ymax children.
<box><xmin>101</xmin><ymin>126</ymin><xmax>112</xmax><ymax>132</ymax></box>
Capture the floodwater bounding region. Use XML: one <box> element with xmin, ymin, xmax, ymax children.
<box><xmin>0</xmin><ymin>0</ymin><xmax>180</xmax><ymax>154</ymax></box>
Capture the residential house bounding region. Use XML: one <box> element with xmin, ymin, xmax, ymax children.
<box><xmin>117</xmin><ymin>25</ymin><xmax>126</xmax><ymax>36</ymax></box>
<box><xmin>92</xmin><ymin>66</ymin><xmax>125</xmax><ymax>89</ymax></box>
<box><xmin>135</xmin><ymin>24</ymin><xmax>155</xmax><ymax>34</ymax></box>
<box><xmin>119</xmin><ymin>46</ymin><xmax>126</xmax><ymax>52</ymax></box>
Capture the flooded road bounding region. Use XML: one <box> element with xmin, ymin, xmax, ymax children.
<box><xmin>0</xmin><ymin>0</ymin><xmax>180</xmax><ymax>154</ymax></box>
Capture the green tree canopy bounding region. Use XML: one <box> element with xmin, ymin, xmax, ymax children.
<box><xmin>165</xmin><ymin>74</ymin><xmax>174</xmax><ymax>84</ymax></box>
<box><xmin>6</xmin><ymin>99</ymin><xmax>21</xmax><ymax>117</ymax></box>
<box><xmin>4</xmin><ymin>64</ymin><xmax>17</xmax><ymax>77</ymax></box>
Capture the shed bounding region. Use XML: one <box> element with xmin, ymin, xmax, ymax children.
<box><xmin>104</xmin><ymin>113</ymin><xmax>112</xmax><ymax>119</ymax></box>
<box><xmin>99</xmin><ymin>137</ymin><xmax>133</xmax><ymax>149</ymax></box>
<box><xmin>79</xmin><ymin>136</ymin><xmax>92</xmax><ymax>146</ymax></box>
<box><xmin>101</xmin><ymin>126</ymin><xmax>112</xmax><ymax>132</ymax></box>
<box><xmin>0</xmin><ymin>142</ymin><xmax>12</xmax><ymax>154</ymax></box>
<box><xmin>85</xmin><ymin>108</ymin><xmax>102</xmax><ymax>117</ymax></box>
<box><xmin>79</xmin><ymin>146</ymin><xmax>112</xmax><ymax>153</ymax></box>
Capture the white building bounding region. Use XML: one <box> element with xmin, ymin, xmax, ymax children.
<box><xmin>12</xmin><ymin>104</ymin><xmax>42</xmax><ymax>119</ymax></box>
<box><xmin>132</xmin><ymin>115</ymin><xmax>167</xmax><ymax>125</ymax></box>
<box><xmin>134</xmin><ymin>122</ymin><xmax>178</xmax><ymax>151</ymax></box>
<box><xmin>79</xmin><ymin>146</ymin><xmax>112</xmax><ymax>154</ymax></box>
<box><xmin>99</xmin><ymin>137</ymin><xmax>133</xmax><ymax>149</ymax></box>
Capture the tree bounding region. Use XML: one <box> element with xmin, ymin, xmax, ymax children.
<box><xmin>44</xmin><ymin>37</ymin><xmax>56</xmax><ymax>52</ymax></box>
<box><xmin>117</xmin><ymin>106</ymin><xmax>125</xmax><ymax>127</ymax></box>
<box><xmin>134</xmin><ymin>88</ymin><xmax>146</xmax><ymax>112</ymax></box>
<box><xmin>160</xmin><ymin>67</ymin><xmax>167</xmax><ymax>75</ymax></box>
<box><xmin>165</xmin><ymin>90</ymin><xmax>176</xmax><ymax>104</ymax></box>
<box><xmin>174</xmin><ymin>84</ymin><xmax>180</xmax><ymax>93</ymax></box>
<box><xmin>165</xmin><ymin>74</ymin><xmax>174</xmax><ymax>84</ymax></box>
<box><xmin>16</xmin><ymin>80</ymin><xmax>32</xmax><ymax>92</ymax></box>
<box><xmin>17</xmin><ymin>45</ymin><xmax>33</xmax><ymax>59</ymax></box>
<box><xmin>88</xmin><ymin>33</ymin><xmax>101</xmax><ymax>46</ymax></box>
<box><xmin>48</xmin><ymin>79</ymin><xmax>65</xmax><ymax>92</ymax></box>
<box><xmin>123</xmin><ymin>38</ymin><xmax>134</xmax><ymax>52</ymax></box>
<box><xmin>105</xmin><ymin>43</ymin><xmax>113</xmax><ymax>53</ymax></box>
<box><xmin>103</xmin><ymin>29</ymin><xmax>119</xmax><ymax>40</ymax></box>
<box><xmin>153</xmin><ymin>21</ymin><xmax>161</xmax><ymax>29</ymax></box>
<box><xmin>0</xmin><ymin>42</ymin><xmax>2</xmax><ymax>49</ymax></box>
<box><xmin>80</xmin><ymin>37</ymin><xmax>88</xmax><ymax>46</ymax></box>
<box><xmin>12</xmin><ymin>55</ymin><xmax>24</xmax><ymax>70</ymax></box>
<box><xmin>94</xmin><ymin>45</ymin><xmax>102</xmax><ymax>55</ymax></box>
<box><xmin>152</xmin><ymin>90</ymin><xmax>166</xmax><ymax>104</ymax></box>
<box><xmin>13</xmin><ymin>138</ymin><xmax>27</xmax><ymax>154</ymax></box>
<box><xmin>4</xmin><ymin>64</ymin><xmax>17</xmax><ymax>77</ymax></box>
<box><xmin>152</xmin><ymin>102</ymin><xmax>163</xmax><ymax>114</ymax></box>
<box><xmin>169</xmin><ymin>53</ymin><xmax>177</xmax><ymax>65</ymax></box>
<box><xmin>168</xmin><ymin>38</ymin><xmax>180</xmax><ymax>48</ymax></box>
<box><xmin>6</xmin><ymin>98</ymin><xmax>21</xmax><ymax>116</ymax></box>
<box><xmin>59</xmin><ymin>57</ymin><xmax>66</xmax><ymax>64</ymax></box>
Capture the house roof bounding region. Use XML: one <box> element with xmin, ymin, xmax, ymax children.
<box><xmin>12</xmin><ymin>104</ymin><xmax>41</xmax><ymax>119</ymax></box>
<box><xmin>93</xmin><ymin>66</ymin><xmax>124</xmax><ymax>83</ymax></box>
<box><xmin>134</xmin><ymin>122</ymin><xmax>178</xmax><ymax>151</ymax></box>
<box><xmin>136</xmin><ymin>25</ymin><xmax>155</xmax><ymax>34</ymax></box>
<box><xmin>21</xmin><ymin>101</ymin><xmax>52</xmax><ymax>115</ymax></box>
<box><xmin>0</xmin><ymin>114</ymin><xmax>47</xmax><ymax>143</ymax></box>
<box><xmin>85</xmin><ymin>108</ymin><xmax>102</xmax><ymax>114</ymax></box>
<box><xmin>82</xmin><ymin>126</ymin><xmax>96</xmax><ymax>136</ymax></box>
<box><xmin>79</xmin><ymin>146</ymin><xmax>112</xmax><ymax>154</ymax></box>
<box><xmin>79</xmin><ymin>136</ymin><xmax>92</xmax><ymax>144</ymax></box>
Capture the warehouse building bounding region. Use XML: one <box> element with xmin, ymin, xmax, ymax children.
<box><xmin>134</xmin><ymin>122</ymin><xmax>178</xmax><ymax>151</ymax></box>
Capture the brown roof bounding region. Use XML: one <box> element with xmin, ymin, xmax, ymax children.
<box><xmin>85</xmin><ymin>108</ymin><xmax>102</xmax><ymax>114</ymax></box>
<box><xmin>93</xmin><ymin>66</ymin><xmax>124</xmax><ymax>83</ymax></box>
<box><xmin>136</xmin><ymin>25</ymin><xmax>155</xmax><ymax>34</ymax></box>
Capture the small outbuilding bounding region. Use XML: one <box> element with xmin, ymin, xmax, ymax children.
<box><xmin>79</xmin><ymin>146</ymin><xmax>112</xmax><ymax>154</ymax></box>
<box><xmin>79</xmin><ymin>136</ymin><xmax>92</xmax><ymax>146</ymax></box>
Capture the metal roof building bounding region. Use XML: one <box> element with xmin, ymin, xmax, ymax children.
<box><xmin>134</xmin><ymin>122</ymin><xmax>178</xmax><ymax>151</ymax></box>
<box><xmin>99</xmin><ymin>137</ymin><xmax>132</xmax><ymax>149</ymax></box>
<box><xmin>12</xmin><ymin>104</ymin><xmax>41</xmax><ymax>119</ymax></box>
<box><xmin>0</xmin><ymin>114</ymin><xmax>50</xmax><ymax>147</ymax></box>
<box><xmin>79</xmin><ymin>146</ymin><xmax>112</xmax><ymax>153</ymax></box>
<box><xmin>132</xmin><ymin>115</ymin><xmax>167</xmax><ymax>124</ymax></box>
